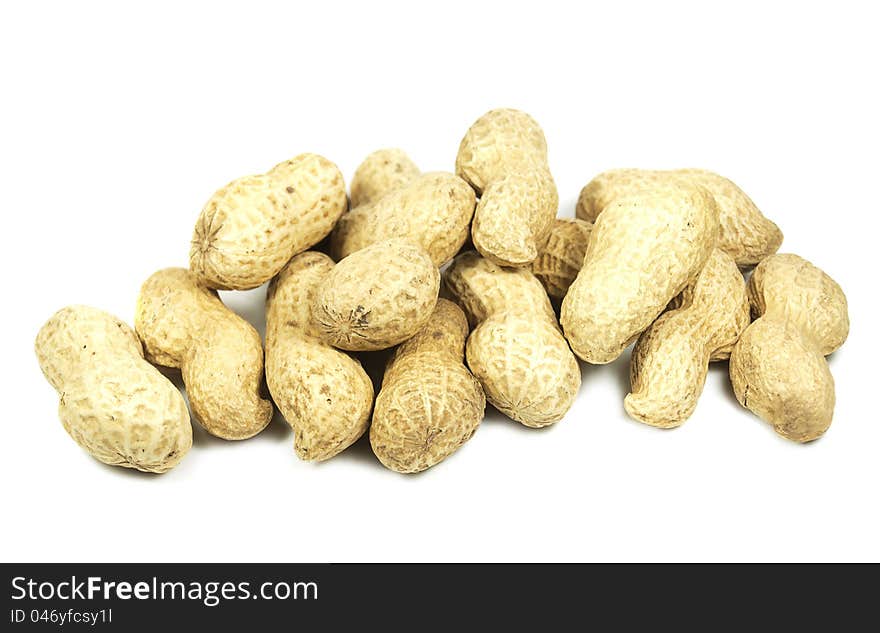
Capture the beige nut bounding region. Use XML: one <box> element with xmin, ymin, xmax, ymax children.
<box><xmin>35</xmin><ymin>306</ymin><xmax>192</xmax><ymax>473</ymax></box>
<box><xmin>576</xmin><ymin>168</ymin><xmax>782</xmax><ymax>266</ymax></box>
<box><xmin>729</xmin><ymin>253</ymin><xmax>849</xmax><ymax>442</ymax></box>
<box><xmin>190</xmin><ymin>153</ymin><xmax>347</xmax><ymax>290</ymax></box>
<box><xmin>349</xmin><ymin>148</ymin><xmax>420</xmax><ymax>208</ymax></box>
<box><xmin>529</xmin><ymin>218</ymin><xmax>593</xmax><ymax>300</ymax></box>
<box><xmin>371</xmin><ymin>299</ymin><xmax>485</xmax><ymax>473</ymax></box>
<box><xmin>455</xmin><ymin>108</ymin><xmax>558</xmax><ymax>267</ymax></box>
<box><xmin>445</xmin><ymin>251</ymin><xmax>580</xmax><ymax>427</ymax></box>
<box><xmin>135</xmin><ymin>268</ymin><xmax>273</xmax><ymax>440</ymax></box>
<box><xmin>625</xmin><ymin>249</ymin><xmax>750</xmax><ymax>428</ymax></box>
<box><xmin>746</xmin><ymin>253</ymin><xmax>849</xmax><ymax>355</ymax></box>
<box><xmin>312</xmin><ymin>238</ymin><xmax>440</xmax><ymax>351</ymax></box>
<box><xmin>266</xmin><ymin>252</ymin><xmax>373</xmax><ymax>461</ymax></box>
<box><xmin>561</xmin><ymin>182</ymin><xmax>720</xmax><ymax>364</ymax></box>
<box><xmin>331</xmin><ymin>149</ymin><xmax>475</xmax><ymax>266</ymax></box>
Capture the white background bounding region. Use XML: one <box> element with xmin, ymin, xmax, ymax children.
<box><xmin>2</xmin><ymin>1</ymin><xmax>877</xmax><ymax>562</ymax></box>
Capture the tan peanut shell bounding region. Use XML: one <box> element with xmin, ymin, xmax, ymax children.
<box><xmin>190</xmin><ymin>153</ymin><xmax>347</xmax><ymax>290</ymax></box>
<box><xmin>625</xmin><ymin>249</ymin><xmax>750</xmax><ymax>428</ymax></box>
<box><xmin>729</xmin><ymin>253</ymin><xmax>849</xmax><ymax>442</ymax></box>
<box><xmin>455</xmin><ymin>108</ymin><xmax>558</xmax><ymax>267</ymax></box>
<box><xmin>331</xmin><ymin>149</ymin><xmax>476</xmax><ymax>266</ymax></box>
<box><xmin>312</xmin><ymin>238</ymin><xmax>440</xmax><ymax>351</ymax></box>
<box><xmin>135</xmin><ymin>268</ymin><xmax>273</xmax><ymax>440</ymax></box>
<box><xmin>266</xmin><ymin>252</ymin><xmax>373</xmax><ymax>461</ymax></box>
<box><xmin>529</xmin><ymin>218</ymin><xmax>593</xmax><ymax>299</ymax></box>
<box><xmin>445</xmin><ymin>251</ymin><xmax>580</xmax><ymax>427</ymax></box>
<box><xmin>576</xmin><ymin>168</ymin><xmax>782</xmax><ymax>266</ymax></box>
<box><xmin>561</xmin><ymin>182</ymin><xmax>720</xmax><ymax>364</ymax></box>
<box><xmin>35</xmin><ymin>306</ymin><xmax>192</xmax><ymax>473</ymax></box>
<box><xmin>349</xmin><ymin>148</ymin><xmax>421</xmax><ymax>208</ymax></box>
<box><xmin>746</xmin><ymin>254</ymin><xmax>849</xmax><ymax>356</ymax></box>
<box><xmin>370</xmin><ymin>299</ymin><xmax>485</xmax><ymax>473</ymax></box>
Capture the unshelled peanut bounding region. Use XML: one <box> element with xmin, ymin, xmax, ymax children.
<box><xmin>625</xmin><ymin>249</ymin><xmax>750</xmax><ymax>427</ymax></box>
<box><xmin>266</xmin><ymin>252</ymin><xmax>373</xmax><ymax>461</ymax></box>
<box><xmin>190</xmin><ymin>154</ymin><xmax>347</xmax><ymax>290</ymax></box>
<box><xmin>35</xmin><ymin>306</ymin><xmax>192</xmax><ymax>473</ymax></box>
<box><xmin>135</xmin><ymin>268</ymin><xmax>273</xmax><ymax>440</ymax></box>
<box><xmin>371</xmin><ymin>299</ymin><xmax>485</xmax><ymax>473</ymax></box>
<box><xmin>331</xmin><ymin>149</ymin><xmax>475</xmax><ymax>266</ymax></box>
<box><xmin>577</xmin><ymin>168</ymin><xmax>781</xmax><ymax>266</ymax></box>
<box><xmin>729</xmin><ymin>254</ymin><xmax>848</xmax><ymax>442</ymax></box>
<box><xmin>561</xmin><ymin>182</ymin><xmax>719</xmax><ymax>364</ymax></box>
<box><xmin>311</xmin><ymin>238</ymin><xmax>440</xmax><ymax>351</ymax></box>
<box><xmin>456</xmin><ymin>109</ymin><xmax>558</xmax><ymax>267</ymax></box>
<box><xmin>445</xmin><ymin>251</ymin><xmax>580</xmax><ymax>427</ymax></box>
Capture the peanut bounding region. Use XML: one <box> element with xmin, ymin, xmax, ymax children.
<box><xmin>135</xmin><ymin>268</ymin><xmax>273</xmax><ymax>440</ymax></box>
<box><xmin>576</xmin><ymin>168</ymin><xmax>782</xmax><ymax>266</ymax></box>
<box><xmin>455</xmin><ymin>108</ymin><xmax>558</xmax><ymax>267</ymax></box>
<box><xmin>190</xmin><ymin>153</ymin><xmax>347</xmax><ymax>290</ymax></box>
<box><xmin>266</xmin><ymin>252</ymin><xmax>373</xmax><ymax>461</ymax></box>
<box><xmin>625</xmin><ymin>249</ymin><xmax>750</xmax><ymax>427</ymax></box>
<box><xmin>729</xmin><ymin>254</ymin><xmax>849</xmax><ymax>442</ymax></box>
<box><xmin>349</xmin><ymin>148</ymin><xmax>421</xmax><ymax>208</ymax></box>
<box><xmin>311</xmin><ymin>238</ymin><xmax>440</xmax><ymax>351</ymax></box>
<box><xmin>445</xmin><ymin>251</ymin><xmax>580</xmax><ymax>427</ymax></box>
<box><xmin>35</xmin><ymin>306</ymin><xmax>192</xmax><ymax>473</ymax></box>
<box><xmin>561</xmin><ymin>182</ymin><xmax>720</xmax><ymax>364</ymax></box>
<box><xmin>331</xmin><ymin>149</ymin><xmax>475</xmax><ymax>266</ymax></box>
<box><xmin>371</xmin><ymin>299</ymin><xmax>485</xmax><ymax>473</ymax></box>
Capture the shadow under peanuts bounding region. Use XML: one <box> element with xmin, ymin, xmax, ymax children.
<box><xmin>577</xmin><ymin>345</ymin><xmax>632</xmax><ymax>398</ymax></box>
<box><xmin>479</xmin><ymin>402</ymin><xmax>560</xmax><ymax>434</ymax></box>
<box><xmin>156</xmin><ymin>364</ymin><xmax>184</xmax><ymax>389</ymax></box>
<box><xmin>188</xmin><ymin>405</ymin><xmax>291</xmax><ymax>448</ymax></box>
<box><xmin>95</xmin><ymin>459</ymin><xmax>166</xmax><ymax>480</ymax></box>
<box><xmin>310</xmin><ymin>231</ymin><xmax>336</xmax><ymax>259</ymax></box>
<box><xmin>323</xmin><ymin>431</ymin><xmax>471</xmax><ymax>478</ymax></box>
<box><xmin>259</xmin><ymin>409</ymin><xmax>293</xmax><ymax>442</ymax></box>
<box><xmin>320</xmin><ymin>432</ymin><xmax>382</xmax><ymax>469</ymax></box>
<box><xmin>353</xmin><ymin>348</ymin><xmax>394</xmax><ymax>395</ymax></box>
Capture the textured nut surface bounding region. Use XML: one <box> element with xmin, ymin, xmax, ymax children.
<box><xmin>349</xmin><ymin>148</ymin><xmax>421</xmax><ymax>208</ymax></box>
<box><xmin>576</xmin><ymin>168</ymin><xmax>782</xmax><ymax>266</ymax></box>
<box><xmin>266</xmin><ymin>252</ymin><xmax>373</xmax><ymax>461</ymax></box>
<box><xmin>135</xmin><ymin>268</ymin><xmax>273</xmax><ymax>440</ymax></box>
<box><xmin>312</xmin><ymin>238</ymin><xmax>440</xmax><ymax>351</ymax></box>
<box><xmin>331</xmin><ymin>149</ymin><xmax>475</xmax><ymax>266</ymax></box>
<box><xmin>445</xmin><ymin>251</ymin><xmax>580</xmax><ymax>427</ymax></box>
<box><xmin>561</xmin><ymin>182</ymin><xmax>720</xmax><ymax>364</ymax></box>
<box><xmin>455</xmin><ymin>108</ymin><xmax>558</xmax><ymax>267</ymax></box>
<box><xmin>370</xmin><ymin>299</ymin><xmax>485</xmax><ymax>473</ymax></box>
<box><xmin>747</xmin><ymin>253</ymin><xmax>849</xmax><ymax>355</ymax></box>
<box><xmin>35</xmin><ymin>305</ymin><xmax>192</xmax><ymax>473</ymax></box>
<box><xmin>731</xmin><ymin>319</ymin><xmax>835</xmax><ymax>442</ymax></box>
<box><xmin>730</xmin><ymin>253</ymin><xmax>848</xmax><ymax>442</ymax></box>
<box><xmin>529</xmin><ymin>218</ymin><xmax>593</xmax><ymax>299</ymax></box>
<box><xmin>625</xmin><ymin>249</ymin><xmax>749</xmax><ymax>428</ymax></box>
<box><xmin>190</xmin><ymin>153</ymin><xmax>347</xmax><ymax>290</ymax></box>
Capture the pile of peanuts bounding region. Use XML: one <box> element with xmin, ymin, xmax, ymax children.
<box><xmin>35</xmin><ymin>108</ymin><xmax>850</xmax><ymax>474</ymax></box>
